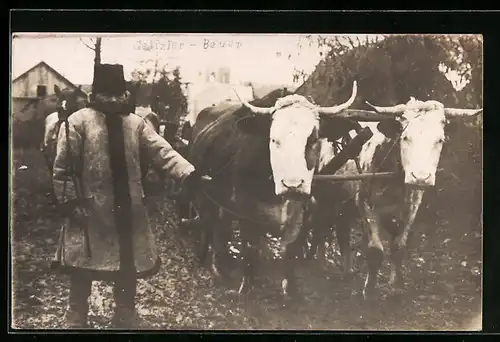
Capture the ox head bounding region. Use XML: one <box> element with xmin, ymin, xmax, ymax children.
<box><xmin>367</xmin><ymin>97</ymin><xmax>482</xmax><ymax>187</ymax></box>
<box><xmin>233</xmin><ymin>81</ymin><xmax>358</xmax><ymax>197</ymax></box>
<box><xmin>54</xmin><ymin>85</ymin><xmax>83</xmax><ymax>119</ymax></box>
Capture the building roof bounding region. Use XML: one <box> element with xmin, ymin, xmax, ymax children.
<box><xmin>251</xmin><ymin>83</ymin><xmax>299</xmax><ymax>99</ymax></box>
<box><xmin>77</xmin><ymin>84</ymin><xmax>93</xmax><ymax>94</ymax></box>
<box><xmin>12</xmin><ymin>61</ymin><xmax>87</xmax><ymax>98</ymax></box>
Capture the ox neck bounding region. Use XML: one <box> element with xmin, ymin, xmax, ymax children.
<box><xmin>372</xmin><ymin>137</ymin><xmax>403</xmax><ymax>174</ymax></box>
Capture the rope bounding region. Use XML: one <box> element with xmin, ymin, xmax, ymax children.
<box><xmin>198</xmin><ymin>189</ymin><xmax>287</xmax><ymax>226</ymax></box>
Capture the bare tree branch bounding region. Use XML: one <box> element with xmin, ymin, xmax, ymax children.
<box><xmin>347</xmin><ymin>37</ymin><xmax>356</xmax><ymax>49</ymax></box>
<box><xmin>356</xmin><ymin>36</ymin><xmax>362</xmax><ymax>47</ymax></box>
<box><xmin>80</xmin><ymin>37</ymin><xmax>95</xmax><ymax>51</ymax></box>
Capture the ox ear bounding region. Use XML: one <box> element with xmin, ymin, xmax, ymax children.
<box><xmin>54</xmin><ymin>85</ymin><xmax>62</xmax><ymax>97</ymax></box>
<box><xmin>377</xmin><ymin>119</ymin><xmax>402</xmax><ymax>139</ymax></box>
<box><xmin>236</xmin><ymin>115</ymin><xmax>271</xmax><ymax>137</ymax></box>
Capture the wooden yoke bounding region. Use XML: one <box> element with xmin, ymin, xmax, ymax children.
<box><xmin>317</xmin><ymin>126</ymin><xmax>373</xmax><ymax>177</ymax></box>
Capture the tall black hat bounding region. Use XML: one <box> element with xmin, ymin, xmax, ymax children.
<box><xmin>92</xmin><ymin>64</ymin><xmax>127</xmax><ymax>97</ymax></box>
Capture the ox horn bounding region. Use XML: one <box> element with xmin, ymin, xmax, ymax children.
<box><xmin>365</xmin><ymin>101</ymin><xmax>407</xmax><ymax>116</ymax></box>
<box><xmin>318</xmin><ymin>81</ymin><xmax>358</xmax><ymax>115</ymax></box>
<box><xmin>444</xmin><ymin>107</ymin><xmax>483</xmax><ymax>117</ymax></box>
<box><xmin>232</xmin><ymin>88</ymin><xmax>274</xmax><ymax>115</ymax></box>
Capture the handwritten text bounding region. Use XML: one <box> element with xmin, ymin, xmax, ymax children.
<box><xmin>133</xmin><ymin>38</ymin><xmax>243</xmax><ymax>51</ymax></box>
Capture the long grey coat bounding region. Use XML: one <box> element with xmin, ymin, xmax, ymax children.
<box><xmin>51</xmin><ymin>107</ymin><xmax>194</xmax><ymax>279</ymax></box>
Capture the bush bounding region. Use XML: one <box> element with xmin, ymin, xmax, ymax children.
<box><xmin>432</xmin><ymin>119</ymin><xmax>482</xmax><ymax>222</ymax></box>
<box><xmin>12</xmin><ymin>118</ymin><xmax>45</xmax><ymax>150</ymax></box>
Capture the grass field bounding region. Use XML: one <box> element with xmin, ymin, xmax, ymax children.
<box><xmin>10</xmin><ymin>126</ymin><xmax>482</xmax><ymax>330</ymax></box>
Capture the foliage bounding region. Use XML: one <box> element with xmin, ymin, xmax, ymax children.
<box><xmin>12</xmin><ymin>118</ymin><xmax>46</xmax><ymax>149</ymax></box>
<box><xmin>131</xmin><ymin>61</ymin><xmax>188</xmax><ymax>123</ymax></box>
<box><xmin>153</xmin><ymin>67</ymin><xmax>188</xmax><ymax>123</ymax></box>
<box><xmin>295</xmin><ymin>35</ymin><xmax>482</xmax><ymax>108</ymax></box>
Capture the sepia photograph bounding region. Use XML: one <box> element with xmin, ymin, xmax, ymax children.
<box><xmin>10</xmin><ymin>33</ymin><xmax>482</xmax><ymax>331</ymax></box>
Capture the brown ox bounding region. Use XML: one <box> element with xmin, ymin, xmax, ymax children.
<box><xmin>187</xmin><ymin>82</ymin><xmax>384</xmax><ymax>299</ymax></box>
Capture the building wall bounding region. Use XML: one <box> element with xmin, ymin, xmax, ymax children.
<box><xmin>12</xmin><ymin>63</ymin><xmax>74</xmax><ymax>99</ymax></box>
<box><xmin>12</xmin><ymin>63</ymin><xmax>83</xmax><ymax>122</ymax></box>
<box><xmin>185</xmin><ymin>83</ymin><xmax>253</xmax><ymax>125</ymax></box>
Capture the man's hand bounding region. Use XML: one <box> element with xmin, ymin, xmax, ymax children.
<box><xmin>183</xmin><ymin>170</ymin><xmax>212</xmax><ymax>197</ymax></box>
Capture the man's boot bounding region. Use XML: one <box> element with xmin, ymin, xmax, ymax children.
<box><xmin>112</xmin><ymin>306</ymin><xmax>142</xmax><ymax>329</ymax></box>
<box><xmin>65</xmin><ymin>274</ymin><xmax>92</xmax><ymax>328</ymax></box>
<box><xmin>112</xmin><ymin>276</ymin><xmax>142</xmax><ymax>329</ymax></box>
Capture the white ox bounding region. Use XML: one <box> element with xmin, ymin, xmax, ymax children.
<box><xmin>308</xmin><ymin>97</ymin><xmax>482</xmax><ymax>299</ymax></box>
<box><xmin>41</xmin><ymin>85</ymin><xmax>88</xmax><ymax>172</ymax></box>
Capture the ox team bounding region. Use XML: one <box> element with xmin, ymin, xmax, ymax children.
<box><xmin>42</xmin><ymin>63</ymin><xmax>482</xmax><ymax>327</ymax></box>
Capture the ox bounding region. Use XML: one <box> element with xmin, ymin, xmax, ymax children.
<box><xmin>41</xmin><ymin>85</ymin><xmax>88</xmax><ymax>173</ymax></box>
<box><xmin>187</xmin><ymin>82</ymin><xmax>373</xmax><ymax>298</ymax></box>
<box><xmin>306</xmin><ymin>97</ymin><xmax>482</xmax><ymax>300</ymax></box>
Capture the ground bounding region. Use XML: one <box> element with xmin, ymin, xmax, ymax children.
<box><xmin>10</xmin><ymin>147</ymin><xmax>482</xmax><ymax>331</ymax></box>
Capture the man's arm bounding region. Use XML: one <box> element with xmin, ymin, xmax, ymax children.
<box><xmin>139</xmin><ymin>120</ymin><xmax>195</xmax><ymax>182</ymax></box>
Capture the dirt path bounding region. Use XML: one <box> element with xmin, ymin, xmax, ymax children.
<box><xmin>10</xmin><ymin>148</ymin><xmax>482</xmax><ymax>330</ymax></box>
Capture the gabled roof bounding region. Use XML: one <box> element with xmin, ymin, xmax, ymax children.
<box><xmin>12</xmin><ymin>61</ymin><xmax>87</xmax><ymax>97</ymax></box>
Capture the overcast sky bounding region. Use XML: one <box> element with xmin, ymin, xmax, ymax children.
<box><xmin>11</xmin><ymin>33</ymin><xmax>335</xmax><ymax>85</ymax></box>
<box><xmin>12</xmin><ymin>33</ymin><xmax>469</xmax><ymax>91</ymax></box>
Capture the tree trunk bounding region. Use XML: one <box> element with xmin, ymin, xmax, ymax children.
<box><xmin>95</xmin><ymin>37</ymin><xmax>102</xmax><ymax>66</ymax></box>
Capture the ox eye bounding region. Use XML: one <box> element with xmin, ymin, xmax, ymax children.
<box><xmin>271</xmin><ymin>138</ymin><xmax>280</xmax><ymax>146</ymax></box>
<box><xmin>437</xmin><ymin>138</ymin><xmax>445</xmax><ymax>144</ymax></box>
<box><xmin>402</xmin><ymin>136</ymin><xmax>410</xmax><ymax>142</ymax></box>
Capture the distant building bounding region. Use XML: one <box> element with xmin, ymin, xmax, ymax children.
<box><xmin>182</xmin><ymin>64</ymin><xmax>254</xmax><ymax>124</ymax></box>
<box><xmin>11</xmin><ymin>61</ymin><xmax>87</xmax><ymax>122</ymax></box>
<box><xmin>250</xmin><ymin>83</ymin><xmax>299</xmax><ymax>99</ymax></box>
<box><xmin>77</xmin><ymin>84</ymin><xmax>93</xmax><ymax>95</ymax></box>
<box><xmin>190</xmin><ymin>66</ymin><xmax>232</xmax><ymax>85</ymax></box>
<box><xmin>184</xmin><ymin>82</ymin><xmax>253</xmax><ymax>125</ymax></box>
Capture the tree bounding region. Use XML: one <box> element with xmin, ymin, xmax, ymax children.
<box><xmin>80</xmin><ymin>36</ymin><xmax>102</xmax><ymax>66</ymax></box>
<box><xmin>159</xmin><ymin>67</ymin><xmax>188</xmax><ymax>123</ymax></box>
<box><xmin>278</xmin><ymin>34</ymin><xmax>385</xmax><ymax>87</ymax></box>
<box><xmin>294</xmin><ymin>34</ymin><xmax>482</xmax><ymax>110</ymax></box>
<box><xmin>131</xmin><ymin>61</ymin><xmax>188</xmax><ymax>123</ymax></box>
<box><xmin>283</xmin><ymin>34</ymin><xmax>482</xmax><ymax>110</ymax></box>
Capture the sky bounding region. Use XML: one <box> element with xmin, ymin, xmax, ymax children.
<box><xmin>11</xmin><ymin>33</ymin><xmax>470</xmax><ymax>91</ymax></box>
<box><xmin>11</xmin><ymin>33</ymin><xmax>333</xmax><ymax>86</ymax></box>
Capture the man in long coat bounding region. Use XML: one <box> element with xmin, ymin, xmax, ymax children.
<box><xmin>51</xmin><ymin>64</ymin><xmax>206</xmax><ymax>328</ymax></box>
